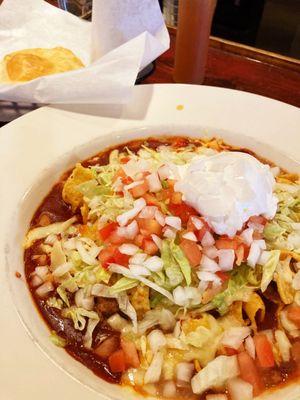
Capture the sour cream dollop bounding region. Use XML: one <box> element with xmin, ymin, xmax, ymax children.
<box><xmin>174</xmin><ymin>152</ymin><xmax>278</xmax><ymax>237</ymax></box>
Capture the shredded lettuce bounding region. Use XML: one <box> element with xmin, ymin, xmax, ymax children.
<box><xmin>170</xmin><ymin>241</ymin><xmax>191</xmax><ymax>285</ymax></box>
<box><xmin>209</xmin><ymin>265</ymin><xmax>254</xmax><ymax>315</ymax></box>
<box><xmin>264</xmin><ymin>183</ymin><xmax>300</xmax><ymax>252</ymax></box>
<box><xmin>62</xmin><ymin>306</ymin><xmax>99</xmax><ymax>331</ymax></box>
<box><xmin>110</xmin><ymin>277</ymin><xmax>138</xmax><ymax>294</ymax></box>
<box><xmin>260</xmin><ymin>250</ymin><xmax>281</xmax><ymax>292</ymax></box>
<box><xmin>76</xmin><ymin>179</ymin><xmax>112</xmax><ymax>199</ymax></box>
<box><xmin>24</xmin><ymin>216</ymin><xmax>77</xmax><ymax>249</ymax></box>
<box><xmin>161</xmin><ymin>241</ymin><xmax>184</xmax><ymax>287</ymax></box>
<box><xmin>47</xmin><ymin>296</ymin><xmax>63</xmax><ymax>310</ymax></box>
<box><xmin>50</xmin><ymin>331</ymin><xmax>66</xmax><ymax>347</ymax></box>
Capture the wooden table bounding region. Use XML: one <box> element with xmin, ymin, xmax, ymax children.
<box><xmin>145</xmin><ymin>28</ymin><xmax>300</xmax><ymax>108</ymax></box>
<box><xmin>1</xmin><ymin>1</ymin><xmax>300</xmax><ymax>126</ymax></box>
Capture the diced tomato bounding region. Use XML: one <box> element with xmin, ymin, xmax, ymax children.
<box><xmin>138</xmin><ymin>218</ymin><xmax>162</xmax><ymax>236</ymax></box>
<box><xmin>95</xmin><ymin>336</ymin><xmax>119</xmax><ymax>359</ymax></box>
<box><xmin>196</xmin><ymin>226</ymin><xmax>209</xmax><ymax>242</ymax></box>
<box><xmin>172</xmin><ymin>137</ymin><xmax>189</xmax><ymax>148</ymax></box>
<box><xmin>134</xmin><ymin>234</ymin><xmax>146</xmax><ymax>247</ymax></box>
<box><xmin>159</xmin><ymin>188</ymin><xmax>173</xmax><ymax>202</ymax></box>
<box><xmin>224</xmin><ymin>346</ymin><xmax>238</xmax><ymax>356</ymax></box>
<box><xmin>171</xmin><ymin>192</ymin><xmax>182</xmax><ymax>204</ymax></box>
<box><xmin>113</xmin><ymin>168</ymin><xmax>126</xmax><ymax>182</ymax></box>
<box><xmin>108</xmin><ymin>230</ymin><xmax>127</xmax><ymax>245</ymax></box>
<box><xmin>99</xmin><ymin>246</ymin><xmax>129</xmax><ymax>268</ymax></box>
<box><xmin>237</xmin><ymin>351</ymin><xmax>264</xmax><ymax>396</ymax></box>
<box><xmin>120</xmin><ymin>156</ymin><xmax>130</xmax><ymax>164</ymax></box>
<box><xmin>143</xmin><ymin>193</ymin><xmax>161</xmax><ymax>209</ymax></box>
<box><xmin>108</xmin><ymin>349</ymin><xmax>126</xmax><ymax>373</ymax></box>
<box><xmin>216</xmin><ymin>271</ymin><xmax>230</xmax><ymax>282</ymax></box>
<box><xmin>121</xmin><ymin>338</ymin><xmax>140</xmax><ymax>368</ymax></box>
<box><xmin>142</xmin><ymin>238</ymin><xmax>159</xmax><ymax>255</ymax></box>
<box><xmin>253</xmin><ymin>230</ymin><xmax>263</xmax><ymax>240</ymax></box>
<box><xmin>254</xmin><ymin>334</ymin><xmax>275</xmax><ymax>368</ymax></box>
<box><xmin>113</xmin><ymin>249</ymin><xmax>130</xmax><ymax>267</ymax></box>
<box><xmin>249</xmin><ymin>216</ymin><xmax>268</xmax><ymax>226</ymax></box>
<box><xmin>122</xmin><ymin>176</ymin><xmax>133</xmax><ymax>185</ymax></box>
<box><xmin>99</xmin><ymin>222</ymin><xmax>118</xmax><ymax>241</ymax></box>
<box><xmin>169</xmin><ymin>203</ymin><xmax>198</xmax><ymax>224</ymax></box>
<box><xmin>167</xmin><ymin>179</ymin><xmax>176</xmax><ymax>189</ymax></box>
<box><xmin>130</xmin><ymin>181</ymin><xmax>149</xmax><ymax>198</ymax></box>
<box><xmin>287</xmin><ymin>305</ymin><xmax>300</xmax><ymax>328</ymax></box>
<box><xmin>98</xmin><ymin>247</ymin><xmax>117</xmax><ymax>269</ymax></box>
<box><xmin>180</xmin><ymin>239</ymin><xmax>202</xmax><ymax>267</ymax></box>
<box><xmin>215</xmin><ymin>237</ymin><xmax>239</xmax><ymax>250</ymax></box>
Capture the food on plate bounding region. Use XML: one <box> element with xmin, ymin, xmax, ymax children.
<box><xmin>0</xmin><ymin>47</ymin><xmax>84</xmax><ymax>82</ymax></box>
<box><xmin>24</xmin><ymin>136</ymin><xmax>300</xmax><ymax>399</ymax></box>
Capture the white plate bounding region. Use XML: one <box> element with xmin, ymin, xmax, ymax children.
<box><xmin>0</xmin><ymin>84</ymin><xmax>300</xmax><ymax>400</ymax></box>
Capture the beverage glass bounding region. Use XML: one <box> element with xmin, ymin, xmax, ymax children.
<box><xmin>174</xmin><ymin>0</ymin><xmax>217</xmax><ymax>84</ymax></box>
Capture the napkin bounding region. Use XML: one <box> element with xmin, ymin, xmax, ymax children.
<box><xmin>0</xmin><ymin>0</ymin><xmax>169</xmax><ymax>104</ymax></box>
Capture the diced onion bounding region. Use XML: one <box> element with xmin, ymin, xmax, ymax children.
<box><xmin>247</xmin><ymin>221</ymin><xmax>264</xmax><ymax>233</ymax></box>
<box><xmin>124</xmin><ymin>180</ymin><xmax>143</xmax><ymax>190</ymax></box>
<box><xmin>275</xmin><ymin>330</ymin><xmax>291</xmax><ymax>362</ymax></box>
<box><xmin>173</xmin><ymin>286</ymin><xmax>188</xmax><ymax>306</ymax></box>
<box><xmin>163</xmin><ymin>381</ymin><xmax>177</xmax><ymax>398</ymax></box>
<box><xmin>129</xmin><ymin>265</ymin><xmax>151</xmax><ymax>276</ymax></box>
<box><xmin>117</xmin><ymin>198</ymin><xmax>146</xmax><ymax>227</ymax></box>
<box><xmin>117</xmin><ymin>220</ymin><xmax>139</xmax><ymax>239</ymax></box>
<box><xmin>240</xmin><ymin>228</ymin><xmax>254</xmax><ymax>246</ymax></box>
<box><xmin>200</xmin><ymin>255</ymin><xmax>220</xmax><ymax>272</ymax></box>
<box><xmin>139</xmin><ymin>206</ymin><xmax>157</xmax><ymax>219</ymax></box>
<box><xmin>227</xmin><ymin>378</ymin><xmax>253</xmax><ymax>400</ymax></box>
<box><xmin>182</xmin><ymin>231</ymin><xmax>197</xmax><ymax>242</ymax></box>
<box><xmin>144</xmin><ymin>351</ymin><xmax>163</xmax><ymax>384</ymax></box>
<box><xmin>31</xmin><ymin>275</ymin><xmax>43</xmax><ymax>288</ymax></box>
<box><xmin>52</xmin><ymin>262</ymin><xmax>73</xmax><ymax>278</ymax></box>
<box><xmin>165</xmin><ymin>216</ymin><xmax>182</xmax><ymax>231</ymax></box>
<box><xmin>191</xmin><ymin>216</ymin><xmax>204</xmax><ymax>230</ymax></box>
<box><xmin>197</xmin><ymin>271</ymin><xmax>221</xmax><ymax>285</ymax></box>
<box><xmin>155</xmin><ymin>209</ymin><xmax>165</xmax><ymax>226</ymax></box>
<box><xmin>147</xmin><ymin>172</ymin><xmax>162</xmax><ymax>193</ymax></box>
<box><xmin>221</xmin><ymin>327</ymin><xmax>251</xmax><ymax>350</ymax></box>
<box><xmin>147</xmin><ymin>329</ymin><xmax>167</xmax><ymax>353</ymax></box>
<box><xmin>35</xmin><ymin>281</ymin><xmax>54</xmax><ymax>298</ymax></box>
<box><xmin>245</xmin><ymin>336</ymin><xmax>256</xmax><ymax>359</ymax></box>
<box><xmin>130</xmin><ymin>252</ymin><xmax>147</xmax><ymax>265</ymax></box>
<box><xmin>163</xmin><ymin>227</ymin><xmax>177</xmax><ymax>239</ymax></box>
<box><xmin>247</xmin><ymin>241</ymin><xmax>262</xmax><ymax>268</ymax></box>
<box><xmin>144</xmin><ymin>256</ymin><xmax>164</xmax><ymax>272</ymax></box>
<box><xmin>201</xmin><ymin>231</ymin><xmax>215</xmax><ymax>247</ymax></box>
<box><xmin>34</xmin><ymin>266</ymin><xmax>49</xmax><ymax>280</ymax></box>
<box><xmin>119</xmin><ymin>244</ymin><xmax>139</xmax><ymax>255</ymax></box>
<box><xmin>206</xmin><ymin>395</ymin><xmax>228</xmax><ymax>400</ymax></box>
<box><xmin>151</xmin><ymin>234</ymin><xmax>163</xmax><ymax>250</ymax></box>
<box><xmin>203</xmin><ymin>246</ymin><xmax>218</xmax><ymax>259</ymax></box>
<box><xmin>107</xmin><ymin>314</ymin><xmax>130</xmax><ymax>331</ymax></box>
<box><xmin>218</xmin><ymin>249</ymin><xmax>235</xmax><ymax>271</ymax></box>
<box><xmin>176</xmin><ymin>362</ymin><xmax>194</xmax><ymax>384</ymax></box>
<box><xmin>258</xmin><ymin>250</ymin><xmax>271</xmax><ymax>266</ymax></box>
<box><xmin>158</xmin><ymin>164</ymin><xmax>172</xmax><ymax>180</ymax></box>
